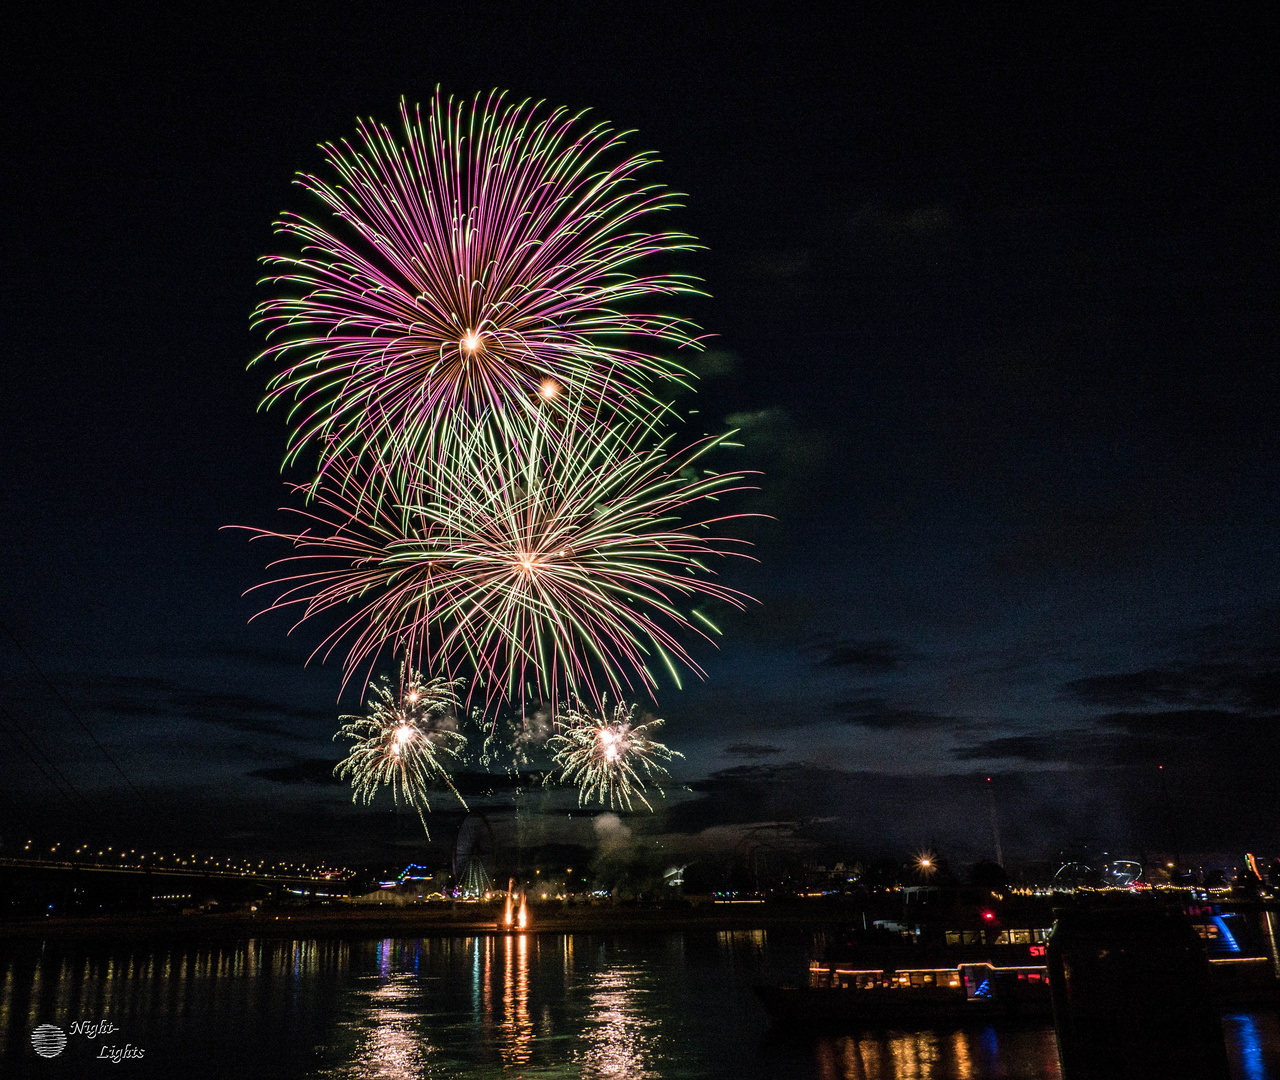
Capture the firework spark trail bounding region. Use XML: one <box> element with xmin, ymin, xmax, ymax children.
<box><xmin>417</xmin><ymin>411</ymin><xmax>759</xmax><ymax>707</ymax></box>
<box><xmin>234</xmin><ymin>405</ymin><xmax>760</xmax><ymax>704</ymax></box>
<box><xmin>333</xmin><ymin>666</ymin><xmax>468</xmax><ymax>835</ymax></box>
<box><xmin>236</xmin><ymin>92</ymin><xmax>764</xmax><ymax>789</ymax></box>
<box><xmin>233</xmin><ymin>476</ymin><xmax>443</xmax><ymax>688</ymax></box>
<box><xmin>254</xmin><ymin>90</ymin><xmax>704</xmax><ymax>490</ymax></box>
<box><xmin>548</xmin><ymin>699</ymin><xmax>682</xmax><ymax>811</ymax></box>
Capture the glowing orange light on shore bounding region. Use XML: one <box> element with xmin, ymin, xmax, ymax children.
<box><xmin>518</xmin><ymin>893</ymin><xmax>528</xmax><ymax>930</ymax></box>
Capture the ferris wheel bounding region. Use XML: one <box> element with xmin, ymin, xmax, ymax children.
<box><xmin>453</xmin><ymin>813</ymin><xmax>496</xmax><ymax>899</ymax></box>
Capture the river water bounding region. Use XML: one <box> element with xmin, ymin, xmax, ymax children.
<box><xmin>1</xmin><ymin>929</ymin><xmax>1278</xmax><ymax>1078</ymax></box>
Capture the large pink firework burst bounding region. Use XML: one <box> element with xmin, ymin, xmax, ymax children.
<box><xmin>254</xmin><ymin>90</ymin><xmax>704</xmax><ymax>485</ymax></box>
<box><xmin>233</xmin><ymin>408</ymin><xmax>759</xmax><ymax>707</ymax></box>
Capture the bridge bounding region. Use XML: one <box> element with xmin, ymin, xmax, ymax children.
<box><xmin>0</xmin><ymin>856</ymin><xmax>356</xmax><ymax>917</ymax></box>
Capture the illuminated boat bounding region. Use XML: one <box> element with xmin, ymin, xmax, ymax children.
<box><xmin>754</xmin><ymin>903</ymin><xmax>1280</xmax><ymax>1028</ymax></box>
<box><xmin>755</xmin><ymin>935</ymin><xmax>1055</xmax><ymax>1026</ymax></box>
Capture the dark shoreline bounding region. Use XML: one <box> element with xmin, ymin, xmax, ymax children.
<box><xmin>0</xmin><ymin>904</ymin><xmax>845</xmax><ymax>943</ymax></box>
<box><xmin>9</xmin><ymin>896</ymin><xmax>1275</xmax><ymax>945</ymax></box>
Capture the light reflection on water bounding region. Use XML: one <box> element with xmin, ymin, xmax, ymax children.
<box><xmin>1</xmin><ymin>929</ymin><xmax>1279</xmax><ymax>1078</ymax></box>
<box><xmin>811</xmin><ymin>1027</ymin><xmax>1061</xmax><ymax>1080</ymax></box>
<box><xmin>499</xmin><ymin>933</ymin><xmax>533</xmax><ymax>1067</ymax></box>
<box><xmin>579</xmin><ymin>963</ymin><xmax>657</xmax><ymax>1079</ymax></box>
<box><xmin>1224</xmin><ymin>1012</ymin><xmax>1280</xmax><ymax>1080</ymax></box>
<box><xmin>337</xmin><ymin>974</ymin><xmax>428</xmax><ymax>1080</ymax></box>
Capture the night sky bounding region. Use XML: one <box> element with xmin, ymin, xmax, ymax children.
<box><xmin>4</xmin><ymin>5</ymin><xmax>1279</xmax><ymax>869</ymax></box>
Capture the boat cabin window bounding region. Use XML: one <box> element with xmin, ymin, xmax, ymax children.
<box><xmin>991</xmin><ymin>928</ymin><xmax>1039</xmax><ymax>945</ymax></box>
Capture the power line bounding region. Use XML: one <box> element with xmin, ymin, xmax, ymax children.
<box><xmin>0</xmin><ymin>703</ymin><xmax>91</xmax><ymax>808</ymax></box>
<box><xmin>0</xmin><ymin>722</ymin><xmax>54</xmax><ymax>836</ymax></box>
<box><xmin>0</xmin><ymin>705</ymin><xmax>97</xmax><ymax>829</ymax></box>
<box><xmin>2</xmin><ymin>625</ymin><xmax>154</xmax><ymax>819</ymax></box>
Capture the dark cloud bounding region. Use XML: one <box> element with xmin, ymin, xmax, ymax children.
<box><xmin>71</xmin><ymin>674</ymin><xmax>328</xmax><ymax>741</ymax></box>
<box><xmin>662</xmin><ymin>723</ymin><xmax>1280</xmax><ymax>859</ymax></box>
<box><xmin>246</xmin><ymin>762</ymin><xmax>533</xmax><ymax>800</ymax></box>
<box><xmin>248</xmin><ymin>758</ymin><xmax>344</xmax><ymax>785</ymax></box>
<box><xmin>1101</xmin><ymin>708</ymin><xmax>1275</xmax><ymax>743</ymax></box>
<box><xmin>815</xmin><ymin>640</ymin><xmax>908</xmax><ymax>672</ymax></box>
<box><xmin>953</xmin><ymin>734</ymin><xmax>1087</xmax><ymax>764</ymax></box>
<box><xmin>662</xmin><ymin>762</ymin><xmax>1138</xmax><ymax>859</ymax></box>
<box><xmin>723</xmin><ymin>743</ymin><xmax>783</xmax><ymax>758</ymax></box>
<box><xmin>1063</xmin><ymin>664</ymin><xmax>1280</xmax><ymax>712</ymax></box>
<box><xmin>831</xmin><ymin>698</ymin><xmax>961</xmax><ymax>730</ymax></box>
<box><xmin>954</xmin><ymin>710</ymin><xmax>1280</xmax><ymax>772</ymax></box>
<box><xmin>662</xmin><ymin>681</ymin><xmax>820</xmax><ymax>737</ymax></box>
<box><xmin>5</xmin><ymin>4</ymin><xmax>1280</xmax><ymax>864</ymax></box>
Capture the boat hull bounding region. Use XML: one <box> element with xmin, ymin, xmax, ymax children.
<box><xmin>753</xmin><ymin>983</ymin><xmax>1052</xmax><ymax>1029</ymax></box>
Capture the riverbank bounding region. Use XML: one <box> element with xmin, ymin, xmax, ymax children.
<box><xmin>0</xmin><ymin>902</ymin><xmax>852</xmax><ymax>942</ymax></box>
